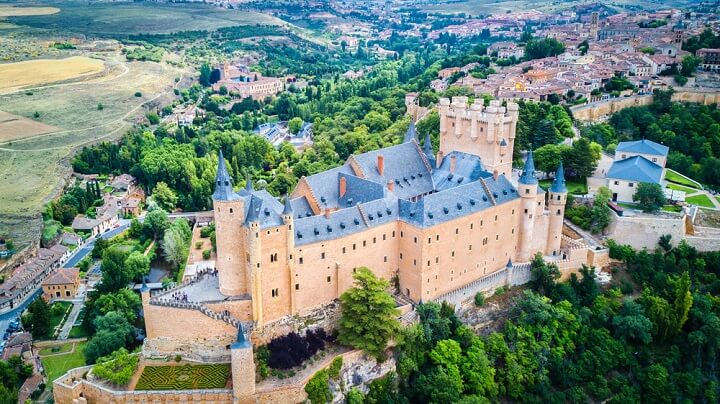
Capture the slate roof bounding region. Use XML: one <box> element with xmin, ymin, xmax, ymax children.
<box><xmin>213</xmin><ymin>151</ymin><xmax>241</xmax><ymax>201</ymax></box>
<box><xmin>615</xmin><ymin>139</ymin><xmax>669</xmax><ymax>157</ymax></box>
<box><xmin>352</xmin><ymin>142</ymin><xmax>433</xmax><ymax>200</ymax></box>
<box><xmin>303</xmin><ymin>165</ymin><xmax>354</xmax><ymax>210</ymax></box>
<box><xmin>606</xmin><ymin>156</ymin><xmax>664</xmax><ymax>184</ymax></box>
<box><xmin>290</xmin><ymin>196</ymin><xmax>313</xmax><ymax>219</ymax></box>
<box><xmin>432</xmin><ymin>151</ymin><xmax>490</xmax><ymax>191</ymax></box>
<box><xmin>519</xmin><ymin>151</ymin><xmax>538</xmax><ymax>185</ymax></box>
<box><xmin>550</xmin><ymin>161</ymin><xmax>568</xmax><ymax>193</ymax></box>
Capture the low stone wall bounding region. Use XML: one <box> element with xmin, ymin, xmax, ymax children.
<box><xmin>571</xmin><ymin>90</ymin><xmax>720</xmax><ymax>122</ymax></box>
<box><xmin>605</xmin><ymin>213</ymin><xmax>686</xmax><ymax>251</ymax></box>
<box><xmin>251</xmin><ymin>300</ymin><xmax>341</xmax><ymax>346</ymax></box>
<box><xmin>53</xmin><ymin>366</ymin><xmax>234</xmax><ymax>404</ymax></box>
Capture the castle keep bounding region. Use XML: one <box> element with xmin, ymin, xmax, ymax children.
<box><xmin>117</xmin><ymin>97</ymin><xmax>596</xmax><ymax>403</ymax></box>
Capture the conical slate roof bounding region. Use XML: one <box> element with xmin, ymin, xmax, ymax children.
<box><xmin>550</xmin><ymin>161</ymin><xmax>567</xmax><ymax>193</ymax></box>
<box><xmin>282</xmin><ymin>196</ymin><xmax>293</xmax><ymax>215</ymax></box>
<box><xmin>404</xmin><ymin>121</ymin><xmax>417</xmax><ymax>143</ymax></box>
<box><xmin>213</xmin><ymin>151</ymin><xmax>240</xmax><ymax>201</ymax></box>
<box><xmin>519</xmin><ymin>151</ymin><xmax>538</xmax><ymax>185</ymax></box>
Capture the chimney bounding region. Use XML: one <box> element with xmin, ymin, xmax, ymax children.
<box><xmin>324</xmin><ymin>209</ymin><xmax>331</xmax><ymax>219</ymax></box>
<box><xmin>339</xmin><ymin>177</ymin><xmax>347</xmax><ymax>198</ymax></box>
<box><xmin>387</xmin><ymin>180</ymin><xmax>394</xmax><ymax>192</ymax></box>
<box><xmin>449</xmin><ymin>155</ymin><xmax>457</xmax><ymax>174</ymax></box>
<box><xmin>437</xmin><ymin>151</ymin><xmax>444</xmax><ymax>168</ymax></box>
<box><xmin>493</xmin><ymin>170</ymin><xmax>499</xmax><ymax>181</ymax></box>
<box><xmin>377</xmin><ymin>154</ymin><xmax>385</xmax><ymax>176</ymax></box>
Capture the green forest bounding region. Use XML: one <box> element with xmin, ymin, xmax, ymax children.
<box><xmin>348</xmin><ymin>237</ymin><xmax>720</xmax><ymax>403</ymax></box>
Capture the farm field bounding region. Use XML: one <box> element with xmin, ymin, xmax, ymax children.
<box><xmin>0</xmin><ymin>56</ymin><xmax>105</xmax><ymax>93</ymax></box>
<box><xmin>0</xmin><ymin>54</ymin><xmax>183</xmax><ymax>249</ymax></box>
<box><xmin>0</xmin><ymin>110</ymin><xmax>59</xmax><ymax>141</ymax></box>
<box><xmin>6</xmin><ymin>1</ymin><xmax>283</xmax><ymax>36</ymax></box>
<box><xmin>0</xmin><ymin>5</ymin><xmax>59</xmax><ymax>17</ymax></box>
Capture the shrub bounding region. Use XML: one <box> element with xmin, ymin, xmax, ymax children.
<box><xmin>97</xmin><ymin>103</ymin><xmax>104</xmax><ymax>110</ymax></box>
<box><xmin>267</xmin><ymin>329</ymin><xmax>328</xmax><ymax>369</ymax></box>
<box><xmin>200</xmin><ymin>225</ymin><xmax>215</xmax><ymax>238</ymax></box>
<box><xmin>202</xmin><ymin>249</ymin><xmax>211</xmax><ymax>260</ymax></box>
<box><xmin>494</xmin><ymin>286</ymin><xmax>509</xmax><ymax>297</ymax></box>
<box><xmin>305</xmin><ymin>369</ymin><xmax>331</xmax><ymax>404</ymax></box>
<box><xmin>195</xmin><ymin>241</ymin><xmax>203</xmax><ymax>249</ymax></box>
<box><xmin>174</xmin><ymin>354</ymin><xmax>182</xmax><ymax>362</ymax></box>
<box><xmin>93</xmin><ymin>348</ymin><xmax>139</xmax><ymax>386</ymax></box>
<box><xmin>474</xmin><ymin>292</ymin><xmax>485</xmax><ymax>307</ymax></box>
<box><xmin>328</xmin><ymin>356</ymin><xmax>343</xmax><ymax>380</ymax></box>
<box><xmin>134</xmin><ymin>92</ymin><xmax>142</xmax><ymax>97</ymax></box>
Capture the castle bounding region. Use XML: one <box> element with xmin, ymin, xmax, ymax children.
<box><xmin>56</xmin><ymin>97</ymin><xmax>603</xmax><ymax>403</ymax></box>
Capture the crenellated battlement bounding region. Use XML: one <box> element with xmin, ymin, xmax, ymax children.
<box><xmin>438</xmin><ymin>97</ymin><xmax>519</xmax><ymax>178</ymax></box>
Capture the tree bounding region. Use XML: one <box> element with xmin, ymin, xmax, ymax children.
<box><xmin>461</xmin><ymin>338</ymin><xmax>497</xmax><ymax>398</ymax></box>
<box><xmin>524</xmin><ymin>38</ymin><xmax>565</xmax><ymax>60</ymax></box>
<box><xmin>304</xmin><ymin>369</ymin><xmax>330</xmax><ymax>404</ymax></box>
<box><xmin>199</xmin><ymin>63</ymin><xmax>212</xmax><ymax>86</ymax></box>
<box><xmin>633</xmin><ymin>183</ymin><xmax>665</xmax><ymax>212</ymax></box>
<box><xmin>125</xmin><ymin>251</ymin><xmax>150</xmax><ymax>281</ymax></box>
<box><xmin>533</xmin><ymin>144</ymin><xmax>567</xmax><ymax>174</ymax></box>
<box><xmin>534</xmin><ymin>119</ymin><xmax>560</xmax><ymax>148</ymax></box>
<box><xmin>338</xmin><ymin>267</ymin><xmax>400</xmax><ymax>359</ymax></box>
<box><xmin>27</xmin><ymin>298</ymin><xmax>51</xmax><ymax>337</ymax></box>
<box><xmin>612</xmin><ymin>300</ymin><xmax>653</xmax><ymax>344</ymax></box>
<box><xmin>152</xmin><ymin>182</ymin><xmax>178</xmax><ymax>212</ymax></box>
<box><xmin>84</xmin><ymin>312</ymin><xmax>133</xmax><ymax>364</ymax></box>
<box><xmin>162</xmin><ymin>219</ymin><xmax>192</xmax><ymax>270</ymax></box>
<box><xmin>680</xmin><ymin>55</ymin><xmax>700</xmax><ymax>77</ymax></box>
<box><xmin>98</xmin><ymin>247</ymin><xmax>131</xmax><ymax>293</ymax></box>
<box><xmin>143</xmin><ymin>209</ymin><xmax>170</xmax><ymax>240</ymax></box>
<box><xmin>564</xmin><ymin>138</ymin><xmax>600</xmax><ymax>179</ymax></box>
<box><xmin>529</xmin><ymin>253</ymin><xmax>560</xmax><ymax>297</ymax></box>
<box><xmin>95</xmin><ymin>288</ymin><xmax>142</xmax><ymax>323</ymax></box>
<box><xmin>287</xmin><ymin>117</ymin><xmax>303</xmax><ymax>134</ymax></box>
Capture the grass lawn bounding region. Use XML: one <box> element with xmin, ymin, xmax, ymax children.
<box><xmin>665</xmin><ymin>169</ymin><xmax>702</xmax><ymax>189</ymax></box>
<box><xmin>39</xmin><ymin>343</ymin><xmax>74</xmax><ymax>356</ymax></box>
<box><xmin>41</xmin><ymin>301</ymin><xmax>73</xmax><ymax>339</ymax></box>
<box><xmin>662</xmin><ymin>205</ymin><xmax>683</xmax><ymax>213</ymax></box>
<box><xmin>617</xmin><ymin>202</ymin><xmax>640</xmax><ymax>210</ymax></box>
<box><xmin>135</xmin><ymin>363</ymin><xmax>230</xmax><ymax>390</ymax></box>
<box><xmin>666</xmin><ymin>183</ymin><xmax>698</xmax><ymax>194</ymax></box>
<box><xmin>686</xmin><ymin>194</ymin><xmax>716</xmax><ymax>208</ymax></box>
<box><xmin>539</xmin><ymin>179</ymin><xmax>587</xmax><ymax>195</ymax></box>
<box><xmin>68</xmin><ymin>325</ymin><xmax>89</xmax><ymax>339</ymax></box>
<box><xmin>40</xmin><ymin>341</ymin><xmax>87</xmax><ymax>383</ymax></box>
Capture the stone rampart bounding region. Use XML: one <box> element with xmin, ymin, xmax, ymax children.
<box><xmin>571</xmin><ymin>90</ymin><xmax>720</xmax><ymax>122</ymax></box>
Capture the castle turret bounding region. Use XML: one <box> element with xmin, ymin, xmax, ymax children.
<box><xmin>230</xmin><ymin>323</ymin><xmax>255</xmax><ymax>403</ymax></box>
<box><xmin>517</xmin><ymin>151</ymin><xmax>538</xmax><ymax>262</ymax></box>
<box><xmin>438</xmin><ymin>97</ymin><xmax>519</xmax><ymax>178</ymax></box>
<box><xmin>213</xmin><ymin>151</ymin><xmax>249</xmax><ymax>297</ymax></box>
<box><xmin>546</xmin><ymin>161</ymin><xmax>568</xmax><ymax>256</ymax></box>
<box><xmin>282</xmin><ymin>196</ymin><xmax>297</xmax><ymax>314</ymax></box>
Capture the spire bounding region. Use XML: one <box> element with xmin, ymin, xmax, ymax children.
<box><xmin>404</xmin><ymin>121</ymin><xmax>417</xmax><ymax>143</ymax></box>
<box><xmin>231</xmin><ymin>323</ymin><xmax>250</xmax><ymax>349</ymax></box>
<box><xmin>245</xmin><ymin>173</ymin><xmax>253</xmax><ymax>192</ymax></box>
<box><xmin>213</xmin><ymin>150</ymin><xmax>239</xmax><ymax>200</ymax></box>
<box><xmin>282</xmin><ymin>195</ymin><xmax>293</xmax><ymax>215</ymax></box>
<box><xmin>550</xmin><ymin>161</ymin><xmax>568</xmax><ymax>193</ymax></box>
<box><xmin>519</xmin><ymin>151</ymin><xmax>538</xmax><ymax>185</ymax></box>
<box><xmin>422</xmin><ymin>132</ymin><xmax>436</xmax><ymax>167</ymax></box>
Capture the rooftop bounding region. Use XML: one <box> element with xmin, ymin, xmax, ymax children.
<box><xmin>616</xmin><ymin>139</ymin><xmax>669</xmax><ymax>157</ymax></box>
<box><xmin>606</xmin><ymin>155</ymin><xmax>664</xmax><ymax>184</ymax></box>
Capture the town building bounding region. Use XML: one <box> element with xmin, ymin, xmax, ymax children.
<box><xmin>697</xmin><ymin>48</ymin><xmax>720</xmax><ymax>71</ymax></box>
<box><xmin>606</xmin><ymin>139</ymin><xmax>668</xmax><ymax>203</ymax></box>
<box><xmin>212</xmin><ymin>62</ymin><xmax>284</xmax><ymax>99</ymax></box>
<box><xmin>42</xmin><ymin>268</ymin><xmax>80</xmax><ymax>301</ymax></box>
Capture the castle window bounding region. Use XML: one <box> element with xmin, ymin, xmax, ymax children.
<box><xmin>353</xmin><ymin>244</ymin><xmax>356</xmax><ymax>250</ymax></box>
<box><xmin>452</xmin><ymin>251</ymin><xmax>455</xmax><ymax>257</ymax></box>
<box><xmin>435</xmin><ymin>257</ymin><xmax>439</xmax><ymax>263</ymax></box>
<box><xmin>384</xmin><ymin>256</ymin><xmax>388</xmax><ymax>262</ymax></box>
<box><xmin>524</xmin><ymin>209</ymin><xmax>528</xmax><ymax>214</ymax></box>
<box><xmin>414</xmin><ymin>259</ymin><xmax>417</xmax><ymax>266</ymax></box>
<box><xmin>295</xmin><ymin>284</ymin><xmax>299</xmax><ymax>290</ymax></box>
<box><xmin>428</xmin><ymin>237</ymin><xmax>431</xmax><ymax>244</ymax></box>
<box><xmin>270</xmin><ymin>253</ymin><xmax>278</xmax><ymax>263</ymax></box>
<box><xmin>557</xmin><ymin>195</ymin><xmax>561</xmax><ymax>201</ymax></box>
<box><xmin>512</xmin><ymin>228</ymin><xmax>515</xmax><ymax>234</ymax></box>
<box><xmin>512</xmin><ymin>209</ymin><xmax>515</xmax><ymax>215</ymax></box>
<box><xmin>363</xmin><ymin>240</ymin><xmax>367</xmax><ymax>247</ymax></box>
<box><xmin>414</xmin><ymin>237</ymin><xmax>417</xmax><ymax>243</ymax></box>
<box><xmin>471</xmin><ymin>223</ymin><xmax>474</xmax><ymax>230</ymax></box>
<box><xmin>342</xmin><ymin>247</ymin><xmax>346</xmax><ymax>254</ymax></box>
<box><xmin>455</xmin><ymin>228</ymin><xmax>458</xmax><ymax>234</ymax></box>
<box><xmin>496</xmin><ymin>234</ymin><xmax>499</xmax><ymax>240</ymax></box>
<box><xmin>436</xmin><ymin>235</ymin><xmax>440</xmax><ymax>241</ymax></box>
<box><xmin>469</xmin><ymin>245</ymin><xmax>472</xmax><ymax>250</ymax></box>
<box><xmin>271</xmin><ymin>288</ymin><xmax>279</xmax><ymax>297</ymax></box>
<box><xmin>373</xmin><ymin>237</ymin><xmax>376</xmax><ymax>244</ymax></box>
<box><xmin>400</xmin><ymin>231</ymin><xmax>404</xmax><ymax>238</ymax></box>
<box><xmin>427</xmin><ymin>260</ymin><xmax>430</xmax><ymax>266</ymax></box>
<box><xmin>229</xmin><ymin>208</ymin><xmax>233</xmax><ymax>213</ymax></box>
<box><xmin>400</xmin><ymin>253</ymin><xmax>403</xmax><ymax>260</ymax></box>
<box><xmin>525</xmin><ymin>189</ymin><xmax>530</xmax><ymax>194</ymax></box>
<box><xmin>629</xmin><ymin>182</ymin><xmax>634</xmax><ymax>187</ymax></box>
<box><xmin>383</xmin><ymin>234</ymin><xmax>386</xmax><ymax>241</ymax></box>
<box><xmin>299</xmin><ymin>257</ymin><xmax>304</xmax><ymax>264</ymax></box>
<box><xmin>483</xmin><ymin>237</ymin><xmax>488</xmax><ymax>245</ymax></box>
<box><xmin>393</xmin><ymin>231</ymin><xmax>396</xmax><ymax>237</ymax></box>
<box><xmin>327</xmin><ymin>276</ymin><xmax>331</xmax><ymax>283</ymax></box>
<box><xmin>557</xmin><ymin>209</ymin><xmax>561</xmax><ymax>215</ymax></box>
<box><xmin>495</xmin><ymin>215</ymin><xmax>498</xmax><ymax>221</ymax></box>
<box><xmin>321</xmin><ymin>252</ymin><xmax>325</xmax><ymax>259</ymax></box>
<box><xmin>614</xmin><ymin>181</ymin><xmax>619</xmax><ymax>185</ymax></box>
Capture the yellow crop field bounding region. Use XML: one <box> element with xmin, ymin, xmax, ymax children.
<box><xmin>0</xmin><ymin>6</ymin><xmax>60</xmax><ymax>17</ymax></box>
<box><xmin>0</xmin><ymin>56</ymin><xmax>105</xmax><ymax>93</ymax></box>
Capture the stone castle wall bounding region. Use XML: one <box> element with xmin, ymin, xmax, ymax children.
<box><xmin>605</xmin><ymin>214</ymin><xmax>686</xmax><ymax>250</ymax></box>
<box><xmin>571</xmin><ymin>90</ymin><xmax>720</xmax><ymax>122</ymax></box>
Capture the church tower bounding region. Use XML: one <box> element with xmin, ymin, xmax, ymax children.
<box><xmin>438</xmin><ymin>97</ymin><xmax>519</xmax><ymax>178</ymax></box>
<box><xmin>546</xmin><ymin>161</ymin><xmax>568</xmax><ymax>256</ymax></box>
<box><xmin>589</xmin><ymin>11</ymin><xmax>599</xmax><ymax>40</ymax></box>
<box><xmin>213</xmin><ymin>151</ymin><xmax>249</xmax><ymax>297</ymax></box>
<box><xmin>517</xmin><ymin>151</ymin><xmax>538</xmax><ymax>262</ymax></box>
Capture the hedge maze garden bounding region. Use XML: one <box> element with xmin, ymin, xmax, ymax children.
<box><xmin>135</xmin><ymin>363</ymin><xmax>231</xmax><ymax>390</ymax></box>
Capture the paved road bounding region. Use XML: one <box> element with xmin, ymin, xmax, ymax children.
<box><xmin>0</xmin><ymin>289</ymin><xmax>41</xmax><ymax>339</ymax></box>
<box><xmin>63</xmin><ymin>220</ymin><xmax>131</xmax><ymax>269</ymax></box>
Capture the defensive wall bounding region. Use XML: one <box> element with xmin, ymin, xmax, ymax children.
<box><xmin>571</xmin><ymin>90</ymin><xmax>720</xmax><ymax>122</ymax></box>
